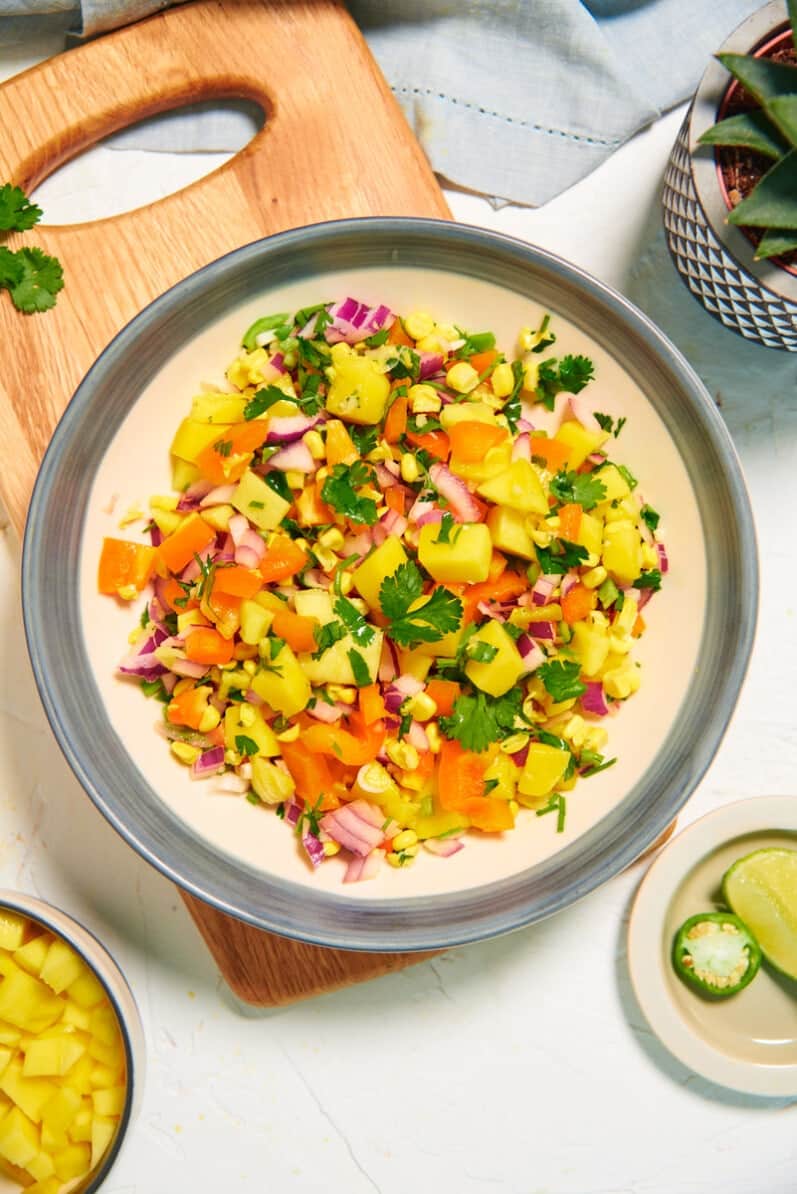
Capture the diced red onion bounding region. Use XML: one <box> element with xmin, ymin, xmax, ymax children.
<box><xmin>378</xmin><ymin>640</ymin><xmax>398</xmax><ymax>683</ymax></box>
<box><xmin>343</xmin><ymin>530</ymin><xmax>373</xmax><ymax>558</ymax></box>
<box><xmin>383</xmin><ymin>685</ymin><xmax>406</xmax><ymax>715</ymax></box>
<box><xmin>171</xmin><ymin>657</ymin><xmax>210</xmax><ymax>679</ymax></box>
<box><xmin>418</xmin><ymin>352</ymin><xmax>444</xmax><ymax>379</ymax></box>
<box><xmin>560</xmin><ymin>574</ymin><xmax>578</xmax><ymax>598</ymax></box>
<box><xmin>191</xmin><ymin>747</ymin><xmax>226</xmax><ymax>779</ymax></box>
<box><xmin>180</xmin><ymin>550</ymin><xmax>214</xmax><ymax>583</ymax></box>
<box><xmin>527</xmin><ymin>621</ymin><xmax>556</xmax><ymax>641</ymax></box>
<box><xmin>393</xmin><ymin>674</ymin><xmax>424</xmax><ymax>697</ymax></box>
<box><xmin>371</xmin><ymin>522</ymin><xmax>387</xmax><ymax>548</ymax></box>
<box><xmin>284</xmin><ymin>800</ymin><xmax>302</xmax><ymax>827</ymax></box>
<box><xmin>161</xmin><ymin>672</ymin><xmax>177</xmax><ymax>694</ymax></box>
<box><xmin>238</xmin><ymin>761</ymin><xmax>253</xmax><ymax>780</ymax></box>
<box><xmin>407</xmin><ymin>721</ymin><xmax>429</xmax><ymax>752</ymax></box>
<box><xmin>234</xmin><ymin>529</ymin><xmax>266</xmax><ymax>568</ymax></box>
<box><xmin>511</xmin><ymin>743</ymin><xmax>530</xmax><ymax>768</ymax></box>
<box><xmin>416</xmin><ymin>507</ymin><xmax>444</xmax><ymax>527</ymax></box>
<box><xmin>322</xmin><ymin>298</ymin><xmax>394</xmax><ymax>345</ymax></box>
<box><xmin>267</xmin><ymin>440</ymin><xmax>315</xmax><ymax>473</ymax></box>
<box><xmin>424</xmin><ymin>838</ymin><xmax>465</xmax><ymax>857</ymax></box>
<box><xmin>581</xmin><ymin>681</ymin><xmax>610</xmax><ymax>717</ymax></box>
<box><xmin>656</xmin><ymin>542</ymin><xmax>669</xmax><ymax>574</ymax></box>
<box><xmin>302</xmin><ymin>833</ymin><xmax>325</xmax><ymax>869</ymax></box>
<box><xmin>244</xmin><ymin>689</ymin><xmax>264</xmax><ymax>706</ymax></box>
<box><xmin>380</xmin><ymin>510</ymin><xmax>408</xmax><ymax>538</ymax></box>
<box><xmin>512</xmin><ymin>433</ymin><xmax>532</xmax><ymax>462</ymax></box>
<box><xmin>266</xmin><ymin>414</ymin><xmax>323</xmax><ymax>444</ymax></box>
<box><xmin>374</xmin><ymin>463</ymin><xmax>398</xmax><ymax>489</ymax></box>
<box><xmin>302</xmin><ymin>569</ymin><xmax>330</xmax><ymax>589</ymax></box>
<box><xmin>636</xmin><ymin>587</ymin><xmax>653</xmax><ymax>611</ymax></box>
<box><xmin>517</xmin><ymin>417</ymin><xmax>535</xmax><ymax>433</ymax></box>
<box><xmin>517</xmin><ymin>635</ymin><xmax>546</xmax><ymax>672</ymax></box>
<box><xmin>228</xmin><ymin>514</ymin><xmax>250</xmax><ymax>547</ymax></box>
<box><xmin>321</xmin><ymin>802</ymin><xmax>385</xmax><ymax>857</ymax></box>
<box><xmin>149</xmin><ymin>524</ymin><xmax>163</xmax><ymax>547</ymax></box>
<box><xmin>532</xmin><ymin>576</ymin><xmax>559</xmax><ymax>606</ymax></box>
<box><xmin>429</xmin><ymin>463</ymin><xmax>481</xmax><ymax>523</ymax></box>
<box><xmin>529</xmin><ymin>392</ymin><xmax>569</xmax><ymax>437</ymax></box>
<box><xmin>235</xmin><ymin>545</ymin><xmax>260</xmax><ymax>570</ymax></box>
<box><xmin>308</xmin><ymin>699</ymin><xmax>344</xmax><ymax>724</ymax></box>
<box><xmin>177</xmin><ymin>479</ymin><xmax>213</xmax><ymax>511</ymax></box>
<box><xmin>215</xmin><ymin>773</ymin><xmax>250</xmax><ymax>795</ymax></box>
<box><xmin>200</xmin><ymin>484</ymin><xmax>237</xmax><ymax>507</ymax></box>
<box><xmin>343</xmin><ymin>848</ymin><xmax>385</xmax><ymax>883</ymax></box>
<box><xmin>567</xmin><ymin>395</ymin><xmax>602</xmax><ymax>433</ymax></box>
<box><xmin>346</xmin><ymin>800</ymin><xmax>386</xmax><ymax>828</ymax></box>
<box><xmin>477</xmin><ymin>600</ymin><xmax>506</xmax><ymax>622</ymax></box>
<box><xmin>270</xmin><ymin>352</ymin><xmax>286</xmax><ymax>374</ymax></box>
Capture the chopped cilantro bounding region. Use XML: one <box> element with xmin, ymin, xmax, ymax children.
<box><xmin>365</xmin><ymin>327</ymin><xmax>390</xmax><ymax>347</ymax></box>
<box><xmin>535</xmin><ymin>354</ymin><xmax>595</xmax><ymax>411</ymax></box>
<box><xmin>280</xmin><ymin>517</ymin><xmax>304</xmax><ymax>539</ymax></box>
<box><xmin>386</xmin><ymin>346</ymin><xmax>421</xmax><ymax>382</ymax></box>
<box><xmin>0</xmin><ymin>184</ymin><xmax>42</xmax><ymax>232</ymax></box>
<box><xmin>640</xmin><ymin>504</ymin><xmax>660</xmax><ymax>533</ymax></box>
<box><xmin>534</xmin><ymin>539</ymin><xmax>589</xmax><ymax>574</ymax></box>
<box><xmin>297</xmin><ymin>795</ymin><xmax>324</xmax><ymax>838</ymax></box>
<box><xmin>594</xmin><ymin>412</ymin><xmax>627</xmax><ymax>438</ymax></box>
<box><xmin>139</xmin><ymin>607</ymin><xmax>151</xmax><ymax>629</ymax></box>
<box><xmin>246</xmin><ymin>792</ymin><xmax>262</xmax><ymax>806</ymax></box>
<box><xmin>313</xmin><ymin>620</ymin><xmax>347</xmax><ymax>658</ymax></box>
<box><xmin>528</xmin><ymin>313</ymin><xmax>556</xmax><ymax>354</ymax></box>
<box><xmin>140</xmin><ymin>678</ymin><xmax>169</xmax><ymax>701</ymax></box>
<box><xmin>297</xmin><ymin>370</ymin><xmax>324</xmax><ymax>415</ymax></box>
<box><xmin>467</xmin><ymin>641</ymin><xmax>498</xmax><ymax>664</ymax></box>
<box><xmin>483</xmin><ymin>778</ymin><xmax>500</xmax><ymax>796</ymax></box>
<box><xmin>235</xmin><ymin>734</ymin><xmax>260</xmax><ymax>757</ymax></box>
<box><xmin>503</xmin><ymin>359</ymin><xmax>524</xmax><ymax>435</ymax></box>
<box><xmin>349</xmin><ymin>424</ymin><xmax>379</xmax><ymax>457</ymax></box>
<box><xmin>439</xmin><ymin>686</ymin><xmax>524</xmax><ymax>753</ymax></box>
<box><xmin>244</xmin><ymin>385</ymin><xmax>286</xmax><ymax>420</ymax></box>
<box><xmin>321</xmin><ymin>461</ymin><xmax>378</xmax><ymax>526</ymax></box>
<box><xmin>537</xmin><ymin>659</ymin><xmax>586</xmax><ymax>702</ymax></box>
<box><xmin>435</xmin><ymin>513</ymin><xmax>461</xmax><ymax>545</ymax></box>
<box><xmin>163</xmin><ymin>612</ymin><xmax>179</xmax><ymax>636</ymax></box>
<box><xmin>0</xmin><ymin>245</ymin><xmax>64</xmax><ymax>313</ymax></box>
<box><xmin>294</xmin><ymin>301</ymin><xmax>330</xmax><ymax>328</ymax></box>
<box><xmin>580</xmin><ymin>750</ymin><xmax>617</xmax><ymax>778</ymax></box>
<box><xmin>227</xmin><ymin>688</ymin><xmax>245</xmax><ymax>703</ymax></box>
<box><xmin>549</xmin><ymin>470</ymin><xmax>607</xmax><ymax>511</ymax></box>
<box><xmin>269</xmin><ymin>637</ymin><xmax>285</xmax><ymax>660</ymax></box>
<box><xmin>535</xmin><ymin>792</ymin><xmax>567</xmax><ymax>833</ymax></box>
<box><xmin>633</xmin><ymin>569</ymin><xmax>661</xmax><ymax>592</ymax></box>
<box><xmin>455</xmin><ymin>330</ymin><xmax>495</xmax><ymax>358</ymax></box>
<box><xmin>617</xmin><ymin>463</ymin><xmax>638</xmax><ymax>491</ymax></box>
<box><xmin>264</xmin><ymin>471</ymin><xmax>293</xmax><ymax>503</ymax></box>
<box><xmin>275</xmin><ymin>802</ymin><xmax>286</xmax><ymax>820</ymax></box>
<box><xmin>213</xmin><ymin>439</ymin><xmax>233</xmax><ymax>457</ymax></box>
<box><xmin>334</xmin><ymin>595</ymin><xmax>375</xmax><ymax>646</ymax></box>
<box><xmin>334</xmin><ymin>554</ymin><xmax>361</xmax><ymax>596</ymax></box>
<box><xmin>249</xmin><ymin>500</ymin><xmax>265</xmax><ymax>510</ymax></box>
<box><xmin>347</xmin><ymin>648</ymin><xmax>371</xmax><ymax>687</ymax></box>
<box><xmin>379</xmin><ymin>561</ymin><xmax>462</xmax><ymax>648</ymax></box>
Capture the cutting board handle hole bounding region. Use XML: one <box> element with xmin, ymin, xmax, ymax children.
<box><xmin>31</xmin><ymin>98</ymin><xmax>265</xmax><ymax>225</ymax></box>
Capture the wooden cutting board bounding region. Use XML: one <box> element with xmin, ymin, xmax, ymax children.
<box><xmin>0</xmin><ymin>0</ymin><xmax>447</xmax><ymax>1004</ymax></box>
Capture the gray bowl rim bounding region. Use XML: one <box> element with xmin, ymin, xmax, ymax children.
<box><xmin>0</xmin><ymin>891</ymin><xmax>139</xmax><ymax>1189</ymax></box>
<box><xmin>22</xmin><ymin>215</ymin><xmax>758</xmax><ymax>951</ymax></box>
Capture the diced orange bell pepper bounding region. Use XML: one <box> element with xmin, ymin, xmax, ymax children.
<box><xmin>203</xmin><ymin>588</ymin><xmax>241</xmax><ymax>639</ymax></box>
<box><xmin>302</xmin><ymin>716</ymin><xmax>385</xmax><ymax>766</ymax></box>
<box><xmin>461</xmin><ymin>570</ymin><xmax>529</xmax><ymax>624</ymax></box>
<box><xmin>458</xmin><ymin>797</ymin><xmax>514</xmax><ymax>832</ymax></box>
<box><xmin>488</xmin><ymin>550</ymin><xmax>507</xmax><ymax>582</ymax></box>
<box><xmin>195</xmin><ymin>421</ymin><xmax>271</xmax><ymax>486</ymax></box>
<box><xmin>278</xmin><ymin>739</ymin><xmax>336</xmax><ymax>805</ymax></box>
<box><xmin>557</xmin><ymin>502</ymin><xmax>582</xmax><ymax>542</ymax></box>
<box><xmin>405</xmin><ymin>428</ymin><xmax>450</xmax><ymax>461</ymax></box>
<box><xmin>632</xmin><ymin>613</ymin><xmax>646</xmax><ymax>638</ymax></box>
<box><xmin>166</xmin><ymin>685</ymin><xmax>212</xmax><ymax>730</ymax></box>
<box><xmin>271</xmin><ymin>609</ymin><xmax>318</xmax><ymax>653</ymax></box>
<box><xmin>388</xmin><ymin>319</ymin><xmax>414</xmax><ymax>347</ymax></box>
<box><xmin>385</xmin><ymin>486</ymin><xmax>406</xmax><ymax>515</ymax></box>
<box><xmin>383</xmin><ymin>395</ymin><xmax>408</xmax><ymax>444</ymax></box>
<box><xmin>158</xmin><ymin>513</ymin><xmax>216</xmax><ymax>575</ymax></box>
<box><xmin>359</xmin><ymin>684</ymin><xmax>387</xmax><ymax>726</ymax></box>
<box><xmin>211</xmin><ymin>565</ymin><xmax>264</xmax><ymax>599</ymax></box>
<box><xmin>185</xmin><ymin>627</ymin><xmax>236</xmax><ymax>665</ymax></box>
<box><xmin>468</xmin><ymin>348</ymin><xmax>500</xmax><ymax>376</ymax></box>
<box><xmin>447</xmin><ymin>421</ymin><xmax>507</xmax><ymax>463</ymax></box>
<box><xmin>259</xmin><ymin>535</ymin><xmax>309</xmax><ymax>583</ymax></box>
<box><xmin>436</xmin><ymin>740</ymin><xmax>511</xmax><ymax>831</ymax></box>
<box><xmin>160</xmin><ymin>576</ymin><xmax>195</xmax><ymax>612</ymax></box>
<box><xmin>425</xmin><ymin>679</ymin><xmax>461</xmax><ymax>718</ymax></box>
<box><xmin>325</xmin><ymin>420</ymin><xmax>357</xmax><ymax>467</ymax></box>
<box><xmin>98</xmin><ymin>538</ymin><xmax>157</xmax><ymax>595</ymax></box>
<box><xmin>530</xmin><ymin>435</ymin><xmax>571</xmax><ymax>472</ymax></box>
<box><xmin>296</xmin><ymin>483</ymin><xmax>334</xmax><ymax>527</ymax></box>
<box><xmin>561</xmin><ymin>582</ymin><xmax>596</xmax><ymax>625</ymax></box>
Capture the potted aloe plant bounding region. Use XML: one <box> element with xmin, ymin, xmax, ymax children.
<box><xmin>662</xmin><ymin>0</ymin><xmax>797</xmax><ymax>350</ymax></box>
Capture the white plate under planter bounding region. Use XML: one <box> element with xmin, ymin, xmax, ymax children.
<box><xmin>629</xmin><ymin>796</ymin><xmax>797</xmax><ymax>1097</ymax></box>
<box><xmin>662</xmin><ymin>0</ymin><xmax>797</xmax><ymax>351</ymax></box>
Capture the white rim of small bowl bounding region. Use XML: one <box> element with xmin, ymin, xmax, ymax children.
<box><xmin>0</xmin><ymin>891</ymin><xmax>143</xmax><ymax>1189</ymax></box>
<box><xmin>628</xmin><ymin>796</ymin><xmax>797</xmax><ymax>1097</ymax></box>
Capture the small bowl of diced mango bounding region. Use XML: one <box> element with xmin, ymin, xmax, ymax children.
<box><xmin>0</xmin><ymin>894</ymin><xmax>142</xmax><ymax>1193</ymax></box>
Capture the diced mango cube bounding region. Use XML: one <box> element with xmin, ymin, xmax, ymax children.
<box><xmin>87</xmin><ymin>1037</ymin><xmax>123</xmax><ymax>1071</ymax></box>
<box><xmin>61</xmin><ymin>1002</ymin><xmax>91</xmax><ymax>1033</ymax></box>
<box><xmin>41</xmin><ymin>1086</ymin><xmax>81</xmax><ymax>1138</ymax></box>
<box><xmin>170</xmin><ymin>417</ymin><xmax>232</xmax><ymax>463</ymax></box>
<box><xmin>517</xmin><ymin>743</ymin><xmax>572</xmax><ymax>802</ymax></box>
<box><xmin>570</xmin><ymin>622</ymin><xmax>610</xmax><ymax>677</ymax></box>
<box><xmin>23</xmin><ymin>1036</ymin><xmax>86</xmax><ymax>1079</ymax></box>
<box><xmin>68</xmin><ymin>1101</ymin><xmax>92</xmax><ymax>1143</ymax></box>
<box><xmin>0</xmin><ymin>1047</ymin><xmax>13</xmax><ymax>1080</ymax></box>
<box><xmin>13</xmin><ymin>938</ymin><xmax>52</xmax><ymax>979</ymax></box>
<box><xmin>0</xmin><ymin>973</ymin><xmax>64</xmax><ymax>1034</ymax></box>
<box><xmin>52</xmin><ymin>1141</ymin><xmax>91</xmax><ymax>1182</ymax></box>
<box><xmin>248</xmin><ymin>642</ymin><xmax>311</xmax><ymax>718</ymax></box>
<box><xmin>39</xmin><ymin>940</ymin><xmax>85</xmax><ymax>997</ymax></box>
<box><xmin>65</xmin><ymin>968</ymin><xmax>105</xmax><ymax>1010</ymax></box>
<box><xmin>62</xmin><ymin>1054</ymin><xmax>93</xmax><ymax>1096</ymax></box>
<box><xmin>575</xmin><ymin>511</ymin><xmax>603</xmax><ymax>558</ymax></box>
<box><xmin>602</xmin><ymin>521</ymin><xmax>642</xmax><ymax>585</ymax></box>
<box><xmin>0</xmin><ymin>1061</ymin><xmax>57</xmax><ymax>1124</ymax></box>
<box><xmin>594</xmin><ymin>462</ymin><xmax>631</xmax><ymax>502</ymax></box>
<box><xmin>25</xmin><ymin>1150</ymin><xmax>55</xmax><ymax>1181</ymax></box>
<box><xmin>553</xmin><ymin>421</ymin><xmax>608</xmax><ymax>469</ymax></box>
<box><xmin>487</xmin><ymin>505</ymin><xmax>536</xmax><ymax>560</ymax></box>
<box><xmin>477</xmin><ymin>459</ymin><xmax>548</xmax><ymax>514</ymax></box>
<box><xmin>0</xmin><ymin>914</ymin><xmax>28</xmax><ymax>953</ymax></box>
<box><xmin>89</xmin><ymin>1064</ymin><xmax>117</xmax><ymax>1090</ymax></box>
<box><xmin>91</xmin><ymin>1115</ymin><xmax>116</xmax><ymax>1170</ymax></box>
<box><xmin>231</xmin><ymin>468</ymin><xmax>291</xmax><ymax>531</ymax></box>
<box><xmin>223</xmin><ymin>704</ymin><xmax>280</xmax><ymax>759</ymax></box>
<box><xmin>352</xmin><ymin>536</ymin><xmax>408</xmax><ymax>610</ymax></box>
<box><xmin>418</xmin><ymin>523</ymin><xmax>492</xmax><ymax>583</ymax></box>
<box><xmin>326</xmin><ymin>355</ymin><xmax>390</xmax><ymax>425</ymax></box>
<box><xmin>449</xmin><ymin>442</ymin><xmax>512</xmax><ymax>484</ymax></box>
<box><xmin>92</xmin><ymin>1086</ymin><xmax>125</xmax><ymax>1117</ymax></box>
<box><xmin>0</xmin><ymin>1021</ymin><xmax>22</xmax><ymax>1048</ymax></box>
<box><xmin>0</xmin><ymin>1106</ymin><xmax>39</xmax><ymax>1166</ymax></box>
<box><xmin>26</xmin><ymin>1178</ymin><xmax>61</xmax><ymax>1194</ymax></box>
<box><xmin>464</xmin><ymin>622</ymin><xmax>526</xmax><ymax>698</ymax></box>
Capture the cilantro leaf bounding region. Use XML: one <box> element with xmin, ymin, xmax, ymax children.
<box><xmin>379</xmin><ymin>559</ymin><xmax>424</xmax><ymax>621</ymax></box>
<box><xmin>386</xmin><ymin>346</ymin><xmax>421</xmax><ymax>382</ymax></box>
<box><xmin>244</xmin><ymin>385</ymin><xmax>287</xmax><ymax>420</ymax></box>
<box><xmin>365</xmin><ymin>327</ymin><xmax>390</xmax><ymax>348</ymax></box>
<box><xmin>633</xmin><ymin>569</ymin><xmax>662</xmax><ymax>592</ymax></box>
<box><xmin>379</xmin><ymin>561</ymin><xmax>462</xmax><ymax>648</ymax></box>
<box><xmin>264</xmin><ymin>470</ymin><xmax>293</xmax><ymax>503</ymax></box>
<box><xmin>0</xmin><ymin>184</ymin><xmax>42</xmax><ymax>232</ymax></box>
<box><xmin>534</xmin><ymin>538</ymin><xmax>589</xmax><ymax>574</ymax></box>
<box><xmin>439</xmin><ymin>687</ymin><xmax>524</xmax><ymax>754</ymax></box>
<box><xmin>537</xmin><ymin>659</ymin><xmax>586</xmax><ymax>703</ymax></box>
<box><xmin>313</xmin><ymin>620</ymin><xmax>347</xmax><ymax>658</ymax></box>
<box><xmin>1</xmin><ymin>247</ymin><xmax>63</xmax><ymax>313</ymax></box>
<box><xmin>503</xmin><ymin>359</ymin><xmax>524</xmax><ymax>434</ymax></box>
<box><xmin>454</xmin><ymin>330</ymin><xmax>495</xmax><ymax>358</ymax></box>
<box><xmin>594</xmin><ymin>412</ymin><xmax>626</xmax><ymax>437</ymax></box>
<box><xmin>549</xmin><ymin>470</ymin><xmax>607</xmax><ymax>511</ymax></box>
<box><xmin>436</xmin><ymin>513</ymin><xmax>461</xmax><ymax>545</ymax></box>
<box><xmin>466</xmin><ymin>641</ymin><xmax>498</xmax><ymax>664</ymax></box>
<box><xmin>349</xmin><ymin>424</ymin><xmax>379</xmax><ymax>457</ymax></box>
<box><xmin>334</xmin><ymin>595</ymin><xmax>375</xmax><ymax>646</ymax></box>
<box><xmin>535</xmin><ymin>354</ymin><xmax>595</xmax><ymax>411</ymax></box>
<box><xmin>321</xmin><ymin>461</ymin><xmax>378</xmax><ymax>526</ymax></box>
<box><xmin>640</xmin><ymin>504</ymin><xmax>660</xmax><ymax>533</ymax></box>
<box><xmin>347</xmin><ymin>648</ymin><xmax>371</xmax><ymax>687</ymax></box>
<box><xmin>235</xmin><ymin>734</ymin><xmax>260</xmax><ymax>757</ymax></box>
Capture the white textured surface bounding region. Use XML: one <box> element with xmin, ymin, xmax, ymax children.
<box><xmin>1</xmin><ymin>41</ymin><xmax>797</xmax><ymax>1193</ymax></box>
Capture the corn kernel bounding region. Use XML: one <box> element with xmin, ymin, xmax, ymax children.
<box><xmin>400</xmin><ymin>454</ymin><xmax>420</xmax><ymax>484</ymax></box>
<box><xmin>446</xmin><ymin>361</ymin><xmax>480</xmax><ymax>394</ymax></box>
<box><xmin>404</xmin><ymin>311</ymin><xmax>436</xmax><ymax>340</ymax></box>
<box><xmin>582</xmin><ymin>565</ymin><xmax>607</xmax><ymax>590</ymax></box>
<box><xmin>118</xmin><ymin>504</ymin><xmax>145</xmax><ymax>528</ymax></box>
<box><xmin>500</xmin><ymin>732</ymin><xmax>530</xmax><ymax>755</ymax></box>
<box><xmin>405</xmin><ymin>692</ymin><xmax>437</xmax><ymax>722</ymax></box>
<box><xmin>386</xmin><ymin>852</ymin><xmax>403</xmax><ymax>868</ymax></box>
<box><xmin>242</xmin><ymin>659</ymin><xmax>257</xmax><ymax>676</ymax></box>
<box><xmin>337</xmin><ymin>572</ymin><xmax>354</xmax><ymax>596</ymax></box>
<box><xmin>603</xmin><ymin>662</ymin><xmax>640</xmax><ymax>700</ymax></box>
<box><xmin>608</xmin><ymin>633</ymin><xmax>632</xmax><ymax>655</ymax></box>
<box><xmin>425</xmin><ymin>723</ymin><xmax>442</xmax><ymax>753</ymax></box>
<box><xmin>409</xmin><ymin>383</ymin><xmax>441</xmax><ymax>414</ymax></box>
<box><xmin>330</xmin><ymin>342</ymin><xmax>353</xmax><ymax>364</ymax></box>
<box><xmin>366</xmin><ymin>439</ymin><xmax>395</xmax><ymax>463</ymax></box>
<box><xmin>239</xmin><ymin>703</ymin><xmax>256</xmax><ymax>727</ymax></box>
<box><xmin>517</xmin><ymin>326</ymin><xmax>535</xmax><ymax>353</ymax></box>
<box><xmin>198</xmin><ymin>705</ymin><xmax>221</xmax><ymax>734</ymax></box>
<box><xmin>509</xmin><ymin>800</ymin><xmax>519</xmax><ymax>816</ymax></box>
<box><xmin>276</xmin><ymin>724</ymin><xmax>301</xmax><ymax>742</ymax></box>
<box><xmin>224</xmin><ymin>749</ymin><xmax>241</xmax><ymax>766</ymax></box>
<box><xmin>171</xmin><ymin>742</ymin><xmax>201</xmax><ymax>765</ymax></box>
<box><xmin>489</xmin><ymin>362</ymin><xmax>514</xmax><ymax>398</ymax></box>
<box><xmin>284</xmin><ymin>470</ymin><xmax>305</xmax><ymax>489</ymax></box>
<box><xmin>641</xmin><ymin>543</ymin><xmax>659</xmax><ymax>569</ymax></box>
<box><xmin>303</xmin><ymin>429</ymin><xmax>325</xmax><ymax>460</ymax></box>
<box><xmin>116</xmin><ymin>584</ymin><xmax>138</xmax><ymax>601</ymax></box>
<box><xmin>327</xmin><ymin>684</ymin><xmax>356</xmax><ymax>705</ymax></box>
<box><xmin>392</xmin><ymin>829</ymin><xmax>418</xmax><ymax>852</ymax></box>
<box><xmin>387</xmin><ymin>847</ymin><xmax>418</xmax><ymax>867</ymax></box>
<box><xmin>615</xmin><ymin>597</ymin><xmax>639</xmax><ymax>636</ymax></box>
<box><xmin>318</xmin><ymin>527</ymin><xmax>345</xmax><ymax>552</ymax></box>
<box><xmin>531</xmin><ymin>528</ymin><xmax>554</xmax><ymax>548</ymax></box>
<box><xmin>323</xmin><ymin>841</ymin><xmax>341</xmax><ymax>857</ymax></box>
<box><xmin>523</xmin><ymin>358</ymin><xmax>540</xmax><ymax>391</ymax></box>
<box><xmin>562</xmin><ymin>715</ymin><xmax>586</xmax><ymax>748</ymax></box>
<box><xmin>313</xmin><ymin>546</ymin><xmax>339</xmax><ymax>572</ymax></box>
<box><xmin>583</xmin><ymin>726</ymin><xmax>608</xmax><ymax>752</ymax></box>
<box><xmin>385</xmin><ymin>740</ymin><xmax>419</xmax><ymax>770</ymax></box>
<box><xmin>315</xmin><ymin>466</ymin><xmax>330</xmax><ymax>484</ymax></box>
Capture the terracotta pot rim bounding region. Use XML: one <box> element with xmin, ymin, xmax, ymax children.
<box><xmin>689</xmin><ymin>0</ymin><xmax>797</xmax><ymax>303</ymax></box>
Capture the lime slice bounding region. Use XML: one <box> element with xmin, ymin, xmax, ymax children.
<box><xmin>722</xmin><ymin>848</ymin><xmax>797</xmax><ymax>981</ymax></box>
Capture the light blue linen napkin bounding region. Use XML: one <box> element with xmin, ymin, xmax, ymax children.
<box><xmin>0</xmin><ymin>0</ymin><xmax>769</xmax><ymax>204</ymax></box>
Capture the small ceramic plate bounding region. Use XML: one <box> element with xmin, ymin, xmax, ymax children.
<box><xmin>629</xmin><ymin>796</ymin><xmax>797</xmax><ymax>1097</ymax></box>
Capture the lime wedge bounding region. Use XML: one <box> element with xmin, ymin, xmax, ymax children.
<box><xmin>722</xmin><ymin>848</ymin><xmax>797</xmax><ymax>981</ymax></box>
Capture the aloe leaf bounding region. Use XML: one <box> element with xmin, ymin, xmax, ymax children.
<box><xmin>727</xmin><ymin>149</ymin><xmax>797</xmax><ymax>227</ymax></box>
<box><xmin>765</xmin><ymin>95</ymin><xmax>797</xmax><ymax>148</ymax></box>
<box><xmin>717</xmin><ymin>53</ymin><xmax>797</xmax><ymax>108</ymax></box>
<box><xmin>699</xmin><ymin>110</ymin><xmax>786</xmax><ymax>158</ymax></box>
<box><xmin>754</xmin><ymin>227</ymin><xmax>797</xmax><ymax>259</ymax></box>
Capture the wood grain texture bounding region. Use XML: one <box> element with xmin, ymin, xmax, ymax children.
<box><xmin>0</xmin><ymin>0</ymin><xmax>450</xmax><ymax>1005</ymax></box>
